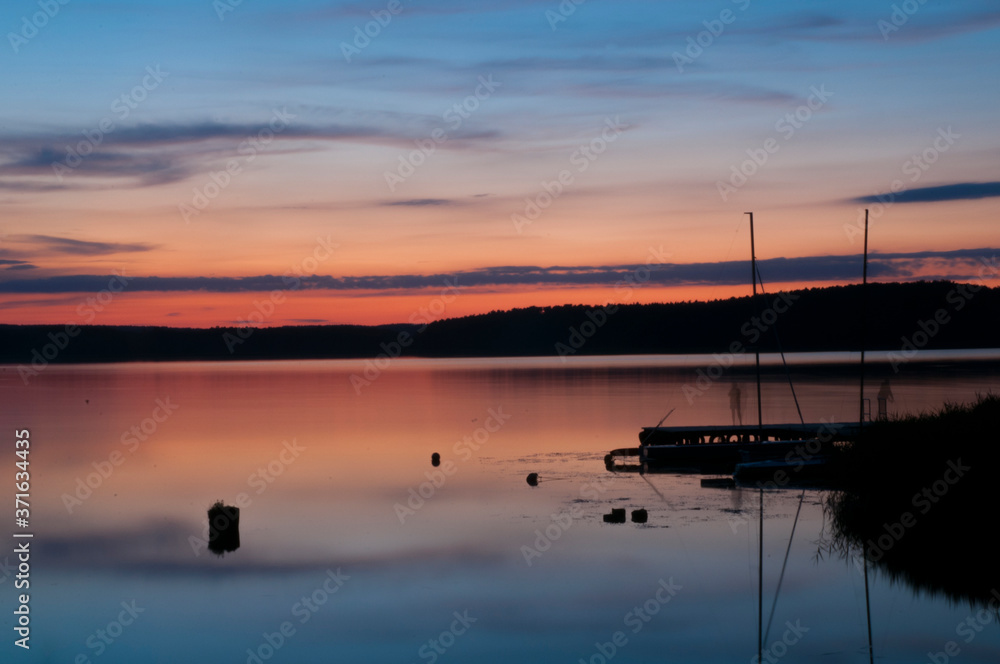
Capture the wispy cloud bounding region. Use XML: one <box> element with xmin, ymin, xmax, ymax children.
<box><xmin>1</xmin><ymin>248</ymin><xmax>994</xmax><ymax>294</ymax></box>
<box><xmin>0</xmin><ymin>119</ymin><xmax>502</xmax><ymax>192</ymax></box>
<box><xmin>12</xmin><ymin>235</ymin><xmax>156</xmax><ymax>256</ymax></box>
<box><xmin>700</xmin><ymin>8</ymin><xmax>1000</xmax><ymax>45</ymax></box>
<box><xmin>871</xmin><ymin>9</ymin><xmax>1000</xmax><ymax>43</ymax></box>
<box><xmin>382</xmin><ymin>198</ymin><xmax>457</xmax><ymax>207</ymax></box>
<box><xmin>278</xmin><ymin>0</ymin><xmax>552</xmax><ymax>23</ymax></box>
<box><xmin>0</xmin><ymin>259</ymin><xmax>36</xmax><ymax>271</ymax></box>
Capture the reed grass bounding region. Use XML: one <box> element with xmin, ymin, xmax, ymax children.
<box><xmin>823</xmin><ymin>393</ymin><xmax>1000</xmax><ymax>604</ymax></box>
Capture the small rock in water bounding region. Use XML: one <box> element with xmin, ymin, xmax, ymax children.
<box><xmin>631</xmin><ymin>508</ymin><xmax>648</xmax><ymax>524</ymax></box>
<box><xmin>431</xmin><ymin>453</ymin><xmax>441</xmax><ymax>467</ymax></box>
<box><xmin>603</xmin><ymin>508</ymin><xmax>627</xmax><ymax>524</ymax></box>
<box><xmin>526</xmin><ymin>473</ymin><xmax>539</xmax><ymax>487</ymax></box>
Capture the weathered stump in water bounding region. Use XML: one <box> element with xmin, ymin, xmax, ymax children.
<box><xmin>208</xmin><ymin>501</ymin><xmax>240</xmax><ymax>556</ymax></box>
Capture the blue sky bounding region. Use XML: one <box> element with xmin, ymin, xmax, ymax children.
<box><xmin>1</xmin><ymin>0</ymin><xmax>998</xmax><ymax>325</ymax></box>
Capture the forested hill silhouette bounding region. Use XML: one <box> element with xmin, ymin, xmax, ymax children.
<box><xmin>1</xmin><ymin>281</ymin><xmax>996</xmax><ymax>365</ymax></box>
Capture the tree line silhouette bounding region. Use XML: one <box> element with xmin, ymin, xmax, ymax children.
<box><xmin>1</xmin><ymin>281</ymin><xmax>996</xmax><ymax>364</ymax></box>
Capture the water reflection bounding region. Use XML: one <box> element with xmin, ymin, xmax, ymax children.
<box><xmin>6</xmin><ymin>355</ymin><xmax>1000</xmax><ymax>663</ymax></box>
<box><xmin>824</xmin><ymin>486</ymin><xmax>999</xmax><ymax>607</ymax></box>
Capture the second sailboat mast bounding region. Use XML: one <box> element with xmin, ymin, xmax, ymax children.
<box><xmin>747</xmin><ymin>212</ymin><xmax>763</xmax><ymax>434</ymax></box>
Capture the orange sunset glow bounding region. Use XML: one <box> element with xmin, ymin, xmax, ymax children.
<box><xmin>1</xmin><ymin>2</ymin><xmax>998</xmax><ymax>328</ymax></box>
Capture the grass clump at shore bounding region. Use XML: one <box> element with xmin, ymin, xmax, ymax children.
<box><xmin>824</xmin><ymin>393</ymin><xmax>1000</xmax><ymax>605</ymax></box>
<box><xmin>839</xmin><ymin>392</ymin><xmax>1000</xmax><ymax>491</ymax></box>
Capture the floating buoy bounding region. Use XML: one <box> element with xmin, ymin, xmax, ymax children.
<box><xmin>431</xmin><ymin>453</ymin><xmax>441</xmax><ymax>467</ymax></box>
<box><xmin>526</xmin><ymin>473</ymin><xmax>539</xmax><ymax>487</ymax></box>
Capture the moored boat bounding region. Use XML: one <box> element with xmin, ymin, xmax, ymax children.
<box><xmin>611</xmin><ymin>212</ymin><xmax>862</xmax><ymax>474</ymax></box>
<box><xmin>733</xmin><ymin>456</ymin><xmax>835</xmax><ymax>485</ymax></box>
<box><xmin>633</xmin><ymin>421</ymin><xmax>856</xmax><ymax>471</ymax></box>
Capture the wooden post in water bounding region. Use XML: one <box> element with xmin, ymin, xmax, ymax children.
<box><xmin>208</xmin><ymin>501</ymin><xmax>240</xmax><ymax>556</ymax></box>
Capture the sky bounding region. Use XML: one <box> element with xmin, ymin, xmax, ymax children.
<box><xmin>0</xmin><ymin>0</ymin><xmax>998</xmax><ymax>327</ymax></box>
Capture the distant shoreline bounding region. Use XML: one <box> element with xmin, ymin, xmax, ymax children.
<box><xmin>3</xmin><ymin>348</ymin><xmax>1000</xmax><ymax>369</ymax></box>
<box><xmin>1</xmin><ymin>281</ymin><xmax>998</xmax><ymax>366</ymax></box>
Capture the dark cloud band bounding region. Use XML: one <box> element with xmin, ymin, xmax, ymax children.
<box><xmin>0</xmin><ymin>248</ymin><xmax>995</xmax><ymax>294</ymax></box>
<box><xmin>852</xmin><ymin>181</ymin><xmax>1000</xmax><ymax>205</ymax></box>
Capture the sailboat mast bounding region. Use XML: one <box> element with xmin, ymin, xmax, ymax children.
<box><xmin>859</xmin><ymin>209</ymin><xmax>869</xmax><ymax>431</ymax></box>
<box><xmin>748</xmin><ymin>211</ymin><xmax>764</xmax><ymax>663</ymax></box>
<box><xmin>758</xmin><ymin>487</ymin><xmax>764</xmax><ymax>662</ymax></box>
<box><xmin>747</xmin><ymin>212</ymin><xmax>763</xmax><ymax>435</ymax></box>
<box><xmin>858</xmin><ymin>210</ymin><xmax>875</xmax><ymax>664</ymax></box>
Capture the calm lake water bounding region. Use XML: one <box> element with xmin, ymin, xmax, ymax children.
<box><xmin>2</xmin><ymin>352</ymin><xmax>999</xmax><ymax>663</ymax></box>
